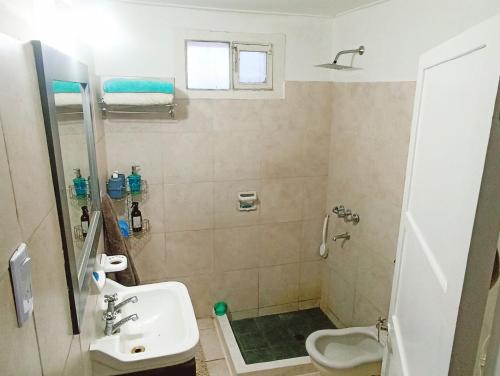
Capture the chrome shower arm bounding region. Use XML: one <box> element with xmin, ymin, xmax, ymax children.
<box><xmin>333</xmin><ymin>46</ymin><xmax>365</xmax><ymax>64</ymax></box>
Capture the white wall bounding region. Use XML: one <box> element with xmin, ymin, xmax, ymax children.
<box><xmin>331</xmin><ymin>0</ymin><xmax>500</xmax><ymax>82</ymax></box>
<box><xmin>86</xmin><ymin>0</ymin><xmax>334</xmax><ymax>82</ymax></box>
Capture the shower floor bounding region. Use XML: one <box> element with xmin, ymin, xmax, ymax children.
<box><xmin>229</xmin><ymin>308</ymin><xmax>336</xmax><ymax>364</ymax></box>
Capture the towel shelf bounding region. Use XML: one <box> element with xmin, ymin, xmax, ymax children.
<box><xmin>99</xmin><ymin>99</ymin><xmax>176</xmax><ymax>119</ymax></box>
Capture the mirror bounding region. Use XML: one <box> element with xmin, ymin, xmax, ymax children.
<box><xmin>54</xmin><ymin>81</ymin><xmax>92</xmax><ymax>265</ymax></box>
<box><xmin>32</xmin><ymin>42</ymin><xmax>102</xmax><ymax>334</ymax></box>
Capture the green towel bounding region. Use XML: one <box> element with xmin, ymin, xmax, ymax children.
<box><xmin>52</xmin><ymin>80</ymin><xmax>81</xmax><ymax>93</ymax></box>
<box><xmin>103</xmin><ymin>78</ymin><xmax>174</xmax><ymax>94</ymax></box>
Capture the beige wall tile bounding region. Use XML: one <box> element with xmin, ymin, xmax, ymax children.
<box><xmin>213</xmin><ymin>131</ymin><xmax>262</xmax><ymax>180</ymax></box>
<box><xmin>214</xmin><ymin>226</ymin><xmax>260</xmax><ymax>271</ymax></box>
<box><xmin>138</xmin><ymin>183</ymin><xmax>164</xmax><ymax>234</ymax></box>
<box><xmin>259</xmin><ymin>263</ymin><xmax>299</xmax><ymax>307</ymax></box>
<box><xmin>63</xmin><ymin>336</ymin><xmax>84</xmax><ymax>376</ymax></box>
<box><xmin>352</xmin><ymin>292</ymin><xmax>385</xmax><ymax>327</ymax></box>
<box><xmin>213</xmin><ymin>100</ymin><xmax>262</xmax><ymax>132</ymax></box>
<box><xmin>327</xmin><ymin>270</ymin><xmax>354</xmax><ymax>326</ymax></box>
<box><xmin>355</xmin><ymin>246</ymin><xmax>394</xmax><ymax>313</ymax></box>
<box><xmin>301</xmin><ymin>218</ymin><xmax>324</xmax><ymax>262</ymax></box>
<box><xmin>261</xmin><ymin>130</ymin><xmax>303</xmax><ymax>178</ymax></box>
<box><xmin>259</xmin><ymin>178</ymin><xmax>303</xmax><ymax>223</ymax></box>
<box><xmin>258</xmin><ymin>302</ymin><xmax>299</xmax><ymax>316</ymax></box>
<box><xmin>172</xmin><ymin>99</ymin><xmax>214</xmax><ymax>132</ymax></box>
<box><xmin>0</xmin><ymin>120</ymin><xmax>22</xmax><ymax>273</ymax></box>
<box><xmin>30</xmin><ymin>208</ymin><xmax>73</xmax><ymax>376</ymax></box>
<box><xmin>165</xmin><ymin>230</ymin><xmax>213</xmax><ymax>278</ymax></box>
<box><xmin>299</xmin><ymin>260</ymin><xmax>322</xmax><ymax>301</ymax></box>
<box><xmin>324</xmin><ymin>81</ymin><xmax>415</xmax><ymax>328</ymax></box>
<box><xmin>163</xmin><ymin>132</ymin><xmax>214</xmax><ymax>183</ymax></box>
<box><xmin>164</xmin><ymin>182</ymin><xmax>214</xmax><ymax>232</ymax></box>
<box><xmin>230</xmin><ymin>309</ymin><xmax>259</xmax><ymax>320</ymax></box>
<box><xmin>105</xmin><ymin>131</ymin><xmax>164</xmax><ymax>184</ymax></box>
<box><xmin>132</xmin><ymin>233</ymin><xmax>167</xmax><ymax>283</ymax></box>
<box><xmin>258</xmin><ymin>221</ymin><xmax>301</xmax><ymax>267</ymax></box>
<box><xmin>0</xmin><ymin>274</ymin><xmax>42</xmax><ymax>376</ymax></box>
<box><xmin>213</xmin><ymin>179</ymin><xmax>260</xmax><ymax>228</ymax></box>
<box><xmin>301</xmin><ymin>130</ymin><xmax>331</xmax><ymax>177</ymax></box>
<box><xmin>299</xmin><ymin>299</ymin><xmax>320</xmax><ymax>310</ymax></box>
<box><xmin>0</xmin><ymin>42</ymin><xmax>55</xmax><ymax>239</ymax></box>
<box><xmin>303</xmin><ymin>177</ymin><xmax>327</xmax><ymax>220</ymax></box>
<box><xmin>212</xmin><ymin>269</ymin><xmax>259</xmax><ymax>312</ymax></box>
<box><xmin>176</xmin><ymin>274</ymin><xmax>213</xmax><ymax>318</ymax></box>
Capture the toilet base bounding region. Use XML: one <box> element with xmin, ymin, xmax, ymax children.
<box><xmin>312</xmin><ymin>359</ymin><xmax>381</xmax><ymax>376</ymax></box>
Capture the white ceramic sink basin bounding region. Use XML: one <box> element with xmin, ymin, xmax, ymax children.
<box><xmin>90</xmin><ymin>279</ymin><xmax>199</xmax><ymax>375</ymax></box>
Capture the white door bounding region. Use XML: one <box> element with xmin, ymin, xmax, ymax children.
<box><xmin>383</xmin><ymin>15</ymin><xmax>500</xmax><ymax>376</ymax></box>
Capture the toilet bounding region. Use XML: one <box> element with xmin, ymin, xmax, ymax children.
<box><xmin>306</xmin><ymin>326</ymin><xmax>384</xmax><ymax>376</ymax></box>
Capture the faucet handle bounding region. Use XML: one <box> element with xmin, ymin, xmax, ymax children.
<box><xmin>104</xmin><ymin>311</ymin><xmax>116</xmax><ymax>322</ymax></box>
<box><xmin>104</xmin><ymin>293</ymin><xmax>118</xmax><ymax>303</ymax></box>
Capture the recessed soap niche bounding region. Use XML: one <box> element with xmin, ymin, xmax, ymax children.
<box><xmin>238</xmin><ymin>191</ymin><xmax>258</xmax><ymax>211</ymax></box>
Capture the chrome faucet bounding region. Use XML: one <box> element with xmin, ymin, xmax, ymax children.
<box><xmin>376</xmin><ymin>317</ymin><xmax>388</xmax><ymax>342</ymax></box>
<box><xmin>104</xmin><ymin>312</ymin><xmax>139</xmax><ymax>336</ymax></box>
<box><xmin>104</xmin><ymin>294</ymin><xmax>118</xmax><ymax>316</ymax></box>
<box><xmin>104</xmin><ymin>294</ymin><xmax>138</xmax><ymax>316</ymax></box>
<box><xmin>332</xmin><ymin>232</ymin><xmax>351</xmax><ymax>248</ymax></box>
<box><xmin>114</xmin><ymin>296</ymin><xmax>138</xmax><ymax>313</ymax></box>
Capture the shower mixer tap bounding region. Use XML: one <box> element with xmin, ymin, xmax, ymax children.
<box><xmin>332</xmin><ymin>232</ymin><xmax>350</xmax><ymax>248</ymax></box>
<box><xmin>332</xmin><ymin>204</ymin><xmax>360</xmax><ymax>224</ymax></box>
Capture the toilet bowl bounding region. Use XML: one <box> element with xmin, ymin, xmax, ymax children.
<box><xmin>306</xmin><ymin>326</ymin><xmax>384</xmax><ymax>376</ymax></box>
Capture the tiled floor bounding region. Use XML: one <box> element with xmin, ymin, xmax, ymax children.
<box><xmin>198</xmin><ymin>319</ymin><xmax>232</xmax><ymax>376</ymax></box>
<box><xmin>229</xmin><ymin>308</ymin><xmax>336</xmax><ymax>364</ymax></box>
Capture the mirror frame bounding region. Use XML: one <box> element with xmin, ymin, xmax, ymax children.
<box><xmin>32</xmin><ymin>41</ymin><xmax>102</xmax><ymax>334</ymax></box>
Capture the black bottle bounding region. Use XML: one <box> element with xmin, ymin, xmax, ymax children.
<box><xmin>131</xmin><ymin>202</ymin><xmax>143</xmax><ymax>233</ymax></box>
<box><xmin>81</xmin><ymin>206</ymin><xmax>89</xmax><ymax>238</ymax></box>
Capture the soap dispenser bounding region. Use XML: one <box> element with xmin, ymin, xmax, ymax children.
<box><xmin>130</xmin><ymin>202</ymin><xmax>143</xmax><ymax>233</ymax></box>
<box><xmin>128</xmin><ymin>165</ymin><xmax>142</xmax><ymax>195</ymax></box>
<box><xmin>107</xmin><ymin>170</ymin><xmax>126</xmax><ymax>199</ymax></box>
<box><xmin>73</xmin><ymin>168</ymin><xmax>87</xmax><ymax>199</ymax></box>
<box><xmin>80</xmin><ymin>206</ymin><xmax>90</xmax><ymax>238</ymax></box>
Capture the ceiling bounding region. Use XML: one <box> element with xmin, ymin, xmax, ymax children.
<box><xmin>118</xmin><ymin>0</ymin><xmax>380</xmax><ymax>17</ymax></box>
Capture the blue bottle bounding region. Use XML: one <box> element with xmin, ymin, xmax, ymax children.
<box><xmin>127</xmin><ymin>165</ymin><xmax>142</xmax><ymax>195</ymax></box>
<box><xmin>73</xmin><ymin>169</ymin><xmax>87</xmax><ymax>199</ymax></box>
<box><xmin>107</xmin><ymin>171</ymin><xmax>126</xmax><ymax>199</ymax></box>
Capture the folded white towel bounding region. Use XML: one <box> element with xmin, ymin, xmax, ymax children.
<box><xmin>54</xmin><ymin>93</ymin><xmax>82</xmax><ymax>107</ymax></box>
<box><xmin>102</xmin><ymin>93</ymin><xmax>174</xmax><ymax>106</ymax></box>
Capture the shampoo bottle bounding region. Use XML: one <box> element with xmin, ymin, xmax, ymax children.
<box><xmin>131</xmin><ymin>202</ymin><xmax>143</xmax><ymax>233</ymax></box>
<box><xmin>73</xmin><ymin>168</ymin><xmax>87</xmax><ymax>199</ymax></box>
<box><xmin>128</xmin><ymin>165</ymin><xmax>142</xmax><ymax>195</ymax></box>
<box><xmin>81</xmin><ymin>206</ymin><xmax>90</xmax><ymax>238</ymax></box>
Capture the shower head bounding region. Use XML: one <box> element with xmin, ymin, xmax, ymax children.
<box><xmin>316</xmin><ymin>45</ymin><xmax>365</xmax><ymax>70</ymax></box>
<box><xmin>315</xmin><ymin>63</ymin><xmax>362</xmax><ymax>70</ymax></box>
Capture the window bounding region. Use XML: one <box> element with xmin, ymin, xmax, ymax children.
<box><xmin>233</xmin><ymin>43</ymin><xmax>273</xmax><ymax>90</ymax></box>
<box><xmin>186</xmin><ymin>41</ymin><xmax>230</xmax><ymax>90</ymax></box>
<box><xmin>185</xmin><ymin>40</ymin><xmax>273</xmax><ymax>91</ymax></box>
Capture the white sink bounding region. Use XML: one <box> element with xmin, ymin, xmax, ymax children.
<box><xmin>90</xmin><ymin>279</ymin><xmax>199</xmax><ymax>375</ymax></box>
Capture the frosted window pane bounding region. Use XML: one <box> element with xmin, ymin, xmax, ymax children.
<box><xmin>187</xmin><ymin>41</ymin><xmax>230</xmax><ymax>90</ymax></box>
<box><xmin>239</xmin><ymin>51</ymin><xmax>267</xmax><ymax>84</ymax></box>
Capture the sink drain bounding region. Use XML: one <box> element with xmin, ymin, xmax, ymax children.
<box><xmin>131</xmin><ymin>346</ymin><xmax>145</xmax><ymax>354</ymax></box>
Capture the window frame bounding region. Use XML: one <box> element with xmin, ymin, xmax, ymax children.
<box><xmin>232</xmin><ymin>42</ymin><xmax>273</xmax><ymax>91</ymax></box>
<box><xmin>176</xmin><ymin>30</ymin><xmax>285</xmax><ymax>100</ymax></box>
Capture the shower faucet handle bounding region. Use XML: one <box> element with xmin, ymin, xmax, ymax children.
<box><xmin>333</xmin><ymin>205</ymin><xmax>346</xmax><ymax>217</ymax></box>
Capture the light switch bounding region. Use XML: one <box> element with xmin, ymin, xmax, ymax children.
<box><xmin>9</xmin><ymin>243</ymin><xmax>33</xmax><ymax>327</ymax></box>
